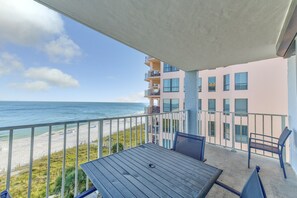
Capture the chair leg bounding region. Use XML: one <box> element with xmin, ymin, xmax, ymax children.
<box><xmin>248</xmin><ymin>146</ymin><xmax>251</xmax><ymax>168</ymax></box>
<box><xmin>279</xmin><ymin>155</ymin><xmax>287</xmax><ymax>179</ymax></box>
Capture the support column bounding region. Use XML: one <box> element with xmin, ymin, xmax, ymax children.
<box><xmin>288</xmin><ymin>42</ymin><xmax>297</xmax><ymax>174</ymax></box>
<box><xmin>185</xmin><ymin>71</ymin><xmax>198</xmax><ymax>135</ymax></box>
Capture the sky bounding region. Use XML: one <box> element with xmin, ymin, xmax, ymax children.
<box><xmin>0</xmin><ymin>0</ymin><xmax>148</xmax><ymax>102</ymax></box>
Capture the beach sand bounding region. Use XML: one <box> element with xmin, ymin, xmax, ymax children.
<box><xmin>0</xmin><ymin>118</ymin><xmax>142</xmax><ymax>172</ymax></box>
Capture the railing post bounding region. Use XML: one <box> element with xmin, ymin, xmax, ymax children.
<box><xmin>170</xmin><ymin>112</ymin><xmax>173</xmax><ymax>148</ymax></box>
<box><xmin>46</xmin><ymin>125</ymin><xmax>52</xmax><ymax>198</ymax></box>
<box><xmin>231</xmin><ymin>112</ymin><xmax>236</xmax><ymax>152</ymax></box>
<box><xmin>28</xmin><ymin>127</ymin><xmax>35</xmax><ymax>198</ymax></box>
<box><xmin>98</xmin><ymin>120</ymin><xmax>103</xmax><ymax>158</ymax></box>
<box><xmin>6</xmin><ymin>129</ymin><xmax>13</xmax><ymax>191</ymax></box>
<box><xmin>74</xmin><ymin>123</ymin><xmax>79</xmax><ymax>197</ymax></box>
<box><xmin>281</xmin><ymin>115</ymin><xmax>287</xmax><ymax>162</ymax></box>
<box><xmin>145</xmin><ymin>116</ymin><xmax>149</xmax><ymax>143</ymax></box>
<box><xmin>61</xmin><ymin>124</ymin><xmax>67</xmax><ymax>198</ymax></box>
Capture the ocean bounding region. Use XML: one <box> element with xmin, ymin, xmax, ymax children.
<box><xmin>0</xmin><ymin>101</ymin><xmax>145</xmax><ymax>139</ymax></box>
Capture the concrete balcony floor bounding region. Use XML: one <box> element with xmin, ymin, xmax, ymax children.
<box><xmin>206</xmin><ymin>144</ymin><xmax>297</xmax><ymax>198</ymax></box>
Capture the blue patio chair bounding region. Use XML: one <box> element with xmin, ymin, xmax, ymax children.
<box><xmin>172</xmin><ymin>131</ymin><xmax>206</xmax><ymax>162</ymax></box>
<box><xmin>75</xmin><ymin>186</ymin><xmax>97</xmax><ymax>198</ymax></box>
<box><xmin>248</xmin><ymin>127</ymin><xmax>292</xmax><ymax>178</ymax></box>
<box><xmin>0</xmin><ymin>190</ymin><xmax>11</xmax><ymax>198</ymax></box>
<box><xmin>216</xmin><ymin>166</ymin><xmax>266</xmax><ymax>198</ymax></box>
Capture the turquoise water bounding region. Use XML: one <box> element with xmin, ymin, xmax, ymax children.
<box><xmin>0</xmin><ymin>101</ymin><xmax>145</xmax><ymax>139</ymax></box>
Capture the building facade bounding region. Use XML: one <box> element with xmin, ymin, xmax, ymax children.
<box><xmin>145</xmin><ymin>57</ymin><xmax>288</xmax><ymax>149</ymax></box>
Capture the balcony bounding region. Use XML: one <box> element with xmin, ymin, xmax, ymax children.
<box><xmin>145</xmin><ymin>106</ymin><xmax>160</xmax><ymax>114</ymax></box>
<box><xmin>144</xmin><ymin>89</ymin><xmax>160</xmax><ymax>97</ymax></box>
<box><xmin>0</xmin><ymin>110</ymin><xmax>296</xmax><ymax>197</ymax></box>
<box><xmin>144</xmin><ymin>56</ymin><xmax>160</xmax><ymax>66</ymax></box>
<box><xmin>144</xmin><ymin>70</ymin><xmax>161</xmax><ymax>82</ymax></box>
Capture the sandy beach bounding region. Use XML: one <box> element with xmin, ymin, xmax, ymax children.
<box><xmin>0</xmin><ymin>118</ymin><xmax>142</xmax><ymax>172</ymax></box>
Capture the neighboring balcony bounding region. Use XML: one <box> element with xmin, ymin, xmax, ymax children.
<box><xmin>145</xmin><ymin>106</ymin><xmax>160</xmax><ymax>114</ymax></box>
<box><xmin>144</xmin><ymin>89</ymin><xmax>160</xmax><ymax>97</ymax></box>
<box><xmin>144</xmin><ymin>56</ymin><xmax>159</xmax><ymax>66</ymax></box>
<box><xmin>144</xmin><ymin>70</ymin><xmax>161</xmax><ymax>81</ymax></box>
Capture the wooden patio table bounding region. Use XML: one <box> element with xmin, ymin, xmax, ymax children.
<box><xmin>81</xmin><ymin>143</ymin><xmax>222</xmax><ymax>198</ymax></box>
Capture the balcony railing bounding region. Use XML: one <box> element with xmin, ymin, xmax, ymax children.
<box><xmin>196</xmin><ymin>110</ymin><xmax>288</xmax><ymax>161</ymax></box>
<box><xmin>144</xmin><ymin>70</ymin><xmax>160</xmax><ymax>80</ymax></box>
<box><xmin>144</xmin><ymin>106</ymin><xmax>160</xmax><ymax>114</ymax></box>
<box><xmin>144</xmin><ymin>89</ymin><xmax>160</xmax><ymax>97</ymax></box>
<box><xmin>0</xmin><ymin>111</ymin><xmax>186</xmax><ymax>198</ymax></box>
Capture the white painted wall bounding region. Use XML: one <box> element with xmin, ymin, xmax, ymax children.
<box><xmin>288</xmin><ymin>52</ymin><xmax>297</xmax><ymax>174</ymax></box>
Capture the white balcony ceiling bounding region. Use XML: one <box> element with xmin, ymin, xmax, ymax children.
<box><xmin>36</xmin><ymin>0</ymin><xmax>293</xmax><ymax>71</ymax></box>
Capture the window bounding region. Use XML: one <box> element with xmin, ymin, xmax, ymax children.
<box><xmin>208</xmin><ymin>77</ymin><xmax>216</xmax><ymax>92</ymax></box>
<box><xmin>163</xmin><ymin>78</ymin><xmax>179</xmax><ymax>92</ymax></box>
<box><xmin>235</xmin><ymin>72</ymin><xmax>248</xmax><ymax>90</ymax></box>
<box><xmin>208</xmin><ymin>99</ymin><xmax>216</xmax><ymax>114</ymax></box>
<box><xmin>163</xmin><ymin>99</ymin><xmax>179</xmax><ymax>112</ymax></box>
<box><xmin>223</xmin><ymin>99</ymin><xmax>230</xmax><ymax>115</ymax></box>
<box><xmin>198</xmin><ymin>99</ymin><xmax>202</xmax><ymax>111</ymax></box>
<box><xmin>163</xmin><ymin>63</ymin><xmax>179</xmax><ymax>72</ymax></box>
<box><xmin>223</xmin><ymin>123</ymin><xmax>230</xmax><ymax>140</ymax></box>
<box><xmin>235</xmin><ymin>125</ymin><xmax>248</xmax><ymax>143</ymax></box>
<box><xmin>223</xmin><ymin>74</ymin><xmax>230</xmax><ymax>91</ymax></box>
<box><xmin>162</xmin><ymin>119</ymin><xmax>179</xmax><ymax>132</ymax></box>
<box><xmin>235</xmin><ymin>99</ymin><xmax>248</xmax><ymax>116</ymax></box>
<box><xmin>208</xmin><ymin>121</ymin><xmax>215</xmax><ymax>136</ymax></box>
<box><xmin>198</xmin><ymin>77</ymin><xmax>202</xmax><ymax>92</ymax></box>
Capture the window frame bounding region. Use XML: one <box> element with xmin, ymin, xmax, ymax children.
<box><xmin>208</xmin><ymin>76</ymin><xmax>216</xmax><ymax>92</ymax></box>
<box><xmin>163</xmin><ymin>78</ymin><xmax>179</xmax><ymax>92</ymax></box>
<box><xmin>223</xmin><ymin>123</ymin><xmax>230</xmax><ymax>140</ymax></box>
<box><xmin>223</xmin><ymin>99</ymin><xmax>230</xmax><ymax>115</ymax></box>
<box><xmin>223</xmin><ymin>74</ymin><xmax>230</xmax><ymax>91</ymax></box>
<box><xmin>235</xmin><ymin>99</ymin><xmax>248</xmax><ymax>116</ymax></box>
<box><xmin>235</xmin><ymin>125</ymin><xmax>248</xmax><ymax>143</ymax></box>
<box><xmin>208</xmin><ymin>99</ymin><xmax>216</xmax><ymax>114</ymax></box>
<box><xmin>235</xmin><ymin>72</ymin><xmax>248</xmax><ymax>90</ymax></box>
<box><xmin>208</xmin><ymin>121</ymin><xmax>215</xmax><ymax>136</ymax></box>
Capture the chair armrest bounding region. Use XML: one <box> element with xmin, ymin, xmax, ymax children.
<box><xmin>250</xmin><ymin>133</ymin><xmax>279</xmax><ymax>140</ymax></box>
<box><xmin>215</xmin><ymin>181</ymin><xmax>241</xmax><ymax>196</ymax></box>
<box><xmin>249</xmin><ymin>137</ymin><xmax>278</xmax><ymax>146</ymax></box>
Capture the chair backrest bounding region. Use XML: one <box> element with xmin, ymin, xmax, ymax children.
<box><xmin>172</xmin><ymin>132</ymin><xmax>205</xmax><ymax>161</ymax></box>
<box><xmin>240</xmin><ymin>166</ymin><xmax>266</xmax><ymax>198</ymax></box>
<box><xmin>278</xmin><ymin>127</ymin><xmax>292</xmax><ymax>146</ymax></box>
<box><xmin>0</xmin><ymin>190</ymin><xmax>11</xmax><ymax>198</ymax></box>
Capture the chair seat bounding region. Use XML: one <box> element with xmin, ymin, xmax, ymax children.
<box><xmin>250</xmin><ymin>142</ymin><xmax>279</xmax><ymax>154</ymax></box>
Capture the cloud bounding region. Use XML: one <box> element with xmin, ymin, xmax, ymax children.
<box><xmin>0</xmin><ymin>0</ymin><xmax>82</xmax><ymax>63</ymax></box>
<box><xmin>0</xmin><ymin>0</ymin><xmax>64</xmax><ymax>45</ymax></box>
<box><xmin>44</xmin><ymin>35</ymin><xmax>82</xmax><ymax>63</ymax></box>
<box><xmin>11</xmin><ymin>81</ymin><xmax>50</xmax><ymax>91</ymax></box>
<box><xmin>24</xmin><ymin>67</ymin><xmax>79</xmax><ymax>88</ymax></box>
<box><xmin>116</xmin><ymin>92</ymin><xmax>146</xmax><ymax>102</ymax></box>
<box><xmin>0</xmin><ymin>52</ymin><xmax>24</xmax><ymax>76</ymax></box>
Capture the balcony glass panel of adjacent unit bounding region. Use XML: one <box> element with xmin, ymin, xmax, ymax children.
<box><xmin>198</xmin><ymin>77</ymin><xmax>202</xmax><ymax>92</ymax></box>
<box><xmin>223</xmin><ymin>74</ymin><xmax>230</xmax><ymax>91</ymax></box>
<box><xmin>198</xmin><ymin>99</ymin><xmax>202</xmax><ymax>111</ymax></box>
<box><xmin>208</xmin><ymin>99</ymin><xmax>216</xmax><ymax>114</ymax></box>
<box><xmin>223</xmin><ymin>123</ymin><xmax>230</xmax><ymax>140</ymax></box>
<box><xmin>163</xmin><ymin>78</ymin><xmax>179</xmax><ymax>92</ymax></box>
<box><xmin>208</xmin><ymin>121</ymin><xmax>215</xmax><ymax>136</ymax></box>
<box><xmin>163</xmin><ymin>99</ymin><xmax>179</xmax><ymax>112</ymax></box>
<box><xmin>208</xmin><ymin>76</ymin><xmax>216</xmax><ymax>92</ymax></box>
<box><xmin>235</xmin><ymin>72</ymin><xmax>248</xmax><ymax>90</ymax></box>
<box><xmin>163</xmin><ymin>63</ymin><xmax>179</xmax><ymax>72</ymax></box>
<box><xmin>235</xmin><ymin>99</ymin><xmax>248</xmax><ymax>116</ymax></box>
<box><xmin>223</xmin><ymin>99</ymin><xmax>230</xmax><ymax>115</ymax></box>
<box><xmin>235</xmin><ymin>125</ymin><xmax>248</xmax><ymax>143</ymax></box>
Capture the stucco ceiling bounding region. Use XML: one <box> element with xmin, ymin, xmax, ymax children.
<box><xmin>36</xmin><ymin>0</ymin><xmax>293</xmax><ymax>71</ymax></box>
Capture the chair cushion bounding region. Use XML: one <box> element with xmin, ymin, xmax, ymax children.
<box><xmin>250</xmin><ymin>142</ymin><xmax>279</xmax><ymax>154</ymax></box>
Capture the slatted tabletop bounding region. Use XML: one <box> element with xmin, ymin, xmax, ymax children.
<box><xmin>81</xmin><ymin>143</ymin><xmax>222</xmax><ymax>198</ymax></box>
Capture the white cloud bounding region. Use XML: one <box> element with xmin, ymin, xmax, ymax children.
<box><xmin>0</xmin><ymin>52</ymin><xmax>24</xmax><ymax>76</ymax></box>
<box><xmin>44</xmin><ymin>35</ymin><xmax>82</xmax><ymax>63</ymax></box>
<box><xmin>24</xmin><ymin>67</ymin><xmax>79</xmax><ymax>88</ymax></box>
<box><xmin>0</xmin><ymin>0</ymin><xmax>82</xmax><ymax>63</ymax></box>
<box><xmin>116</xmin><ymin>92</ymin><xmax>146</xmax><ymax>102</ymax></box>
<box><xmin>11</xmin><ymin>81</ymin><xmax>50</xmax><ymax>91</ymax></box>
<box><xmin>0</xmin><ymin>0</ymin><xmax>64</xmax><ymax>45</ymax></box>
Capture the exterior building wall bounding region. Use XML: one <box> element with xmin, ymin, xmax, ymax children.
<box><xmin>145</xmin><ymin>57</ymin><xmax>288</xmax><ymax>149</ymax></box>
